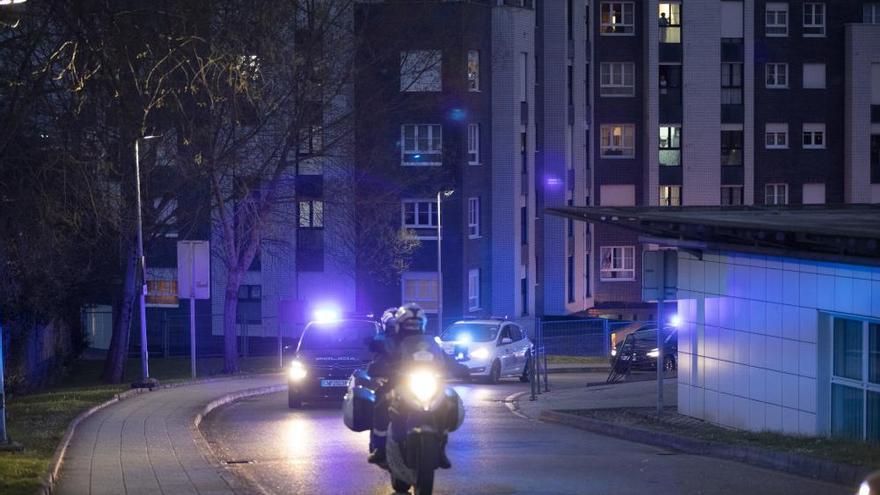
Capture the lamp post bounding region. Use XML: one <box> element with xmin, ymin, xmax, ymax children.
<box><xmin>134</xmin><ymin>135</ymin><xmax>159</xmax><ymax>386</ymax></box>
<box><xmin>436</xmin><ymin>189</ymin><xmax>454</xmax><ymax>335</ymax></box>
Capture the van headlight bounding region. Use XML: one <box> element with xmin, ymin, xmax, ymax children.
<box><xmin>289</xmin><ymin>360</ymin><xmax>307</xmax><ymax>381</ymax></box>
<box><xmin>469</xmin><ymin>347</ymin><xmax>490</xmax><ymax>360</ymax></box>
<box><xmin>647</xmin><ymin>348</ymin><xmax>659</xmax><ymax>358</ymax></box>
<box><xmin>408</xmin><ymin>370</ymin><xmax>439</xmax><ymax>409</ymax></box>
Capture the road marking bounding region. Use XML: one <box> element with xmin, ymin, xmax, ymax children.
<box><xmin>503</xmin><ymin>391</ymin><xmax>531</xmax><ymax>420</ymax></box>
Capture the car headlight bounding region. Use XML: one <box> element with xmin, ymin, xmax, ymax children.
<box><xmin>408</xmin><ymin>370</ymin><xmax>439</xmax><ymax>409</ymax></box>
<box><xmin>469</xmin><ymin>347</ymin><xmax>490</xmax><ymax>360</ymax></box>
<box><xmin>611</xmin><ymin>348</ymin><xmax>617</xmax><ymax>357</ymax></box>
<box><xmin>860</xmin><ymin>481</ymin><xmax>871</xmax><ymax>495</ymax></box>
<box><xmin>647</xmin><ymin>348</ymin><xmax>659</xmax><ymax>358</ymax></box>
<box><xmin>289</xmin><ymin>360</ymin><xmax>307</xmax><ymax>380</ymax></box>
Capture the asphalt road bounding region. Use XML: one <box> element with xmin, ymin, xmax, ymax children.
<box><xmin>202</xmin><ymin>374</ymin><xmax>849</xmax><ymax>495</ymax></box>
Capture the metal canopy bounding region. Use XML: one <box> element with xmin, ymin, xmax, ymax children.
<box><xmin>547</xmin><ymin>204</ymin><xmax>880</xmax><ymax>264</ymax></box>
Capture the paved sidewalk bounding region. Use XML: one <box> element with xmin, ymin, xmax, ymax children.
<box><xmin>517</xmin><ymin>375</ymin><xmax>677</xmax><ymax>418</ymax></box>
<box><xmin>56</xmin><ymin>375</ymin><xmax>284</xmax><ymax>495</ymax></box>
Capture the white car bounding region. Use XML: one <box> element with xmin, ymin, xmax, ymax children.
<box><xmin>438</xmin><ymin>319</ymin><xmax>533</xmax><ymax>384</ymax></box>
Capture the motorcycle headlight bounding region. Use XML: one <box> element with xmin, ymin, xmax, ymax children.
<box><xmin>408</xmin><ymin>370</ymin><xmax>439</xmax><ymax>409</ymax></box>
<box><xmin>611</xmin><ymin>348</ymin><xmax>617</xmax><ymax>357</ymax></box>
<box><xmin>469</xmin><ymin>347</ymin><xmax>490</xmax><ymax>360</ymax></box>
<box><xmin>289</xmin><ymin>360</ymin><xmax>307</xmax><ymax>381</ymax></box>
<box><xmin>647</xmin><ymin>348</ymin><xmax>659</xmax><ymax>358</ymax></box>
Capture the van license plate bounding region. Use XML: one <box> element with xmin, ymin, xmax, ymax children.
<box><xmin>320</xmin><ymin>379</ymin><xmax>348</xmax><ymax>387</ymax></box>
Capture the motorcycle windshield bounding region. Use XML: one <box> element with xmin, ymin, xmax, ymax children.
<box><xmin>398</xmin><ymin>335</ymin><xmax>445</xmax><ymax>364</ymax></box>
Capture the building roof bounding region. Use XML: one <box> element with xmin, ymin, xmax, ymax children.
<box><xmin>547</xmin><ymin>205</ymin><xmax>880</xmax><ymax>265</ymax></box>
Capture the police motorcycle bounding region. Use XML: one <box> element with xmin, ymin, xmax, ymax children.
<box><xmin>343</xmin><ymin>334</ymin><xmax>465</xmax><ymax>495</ymax></box>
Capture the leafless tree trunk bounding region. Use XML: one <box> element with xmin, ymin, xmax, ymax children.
<box><xmin>102</xmin><ymin>240</ymin><xmax>137</xmax><ymax>383</ymax></box>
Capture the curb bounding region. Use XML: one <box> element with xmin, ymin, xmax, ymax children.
<box><xmin>37</xmin><ymin>372</ymin><xmax>282</xmax><ymax>495</ymax></box>
<box><xmin>539</xmin><ymin>409</ymin><xmax>869</xmax><ymax>488</ymax></box>
<box><xmin>546</xmin><ymin>366</ymin><xmax>609</xmax><ymax>374</ymax></box>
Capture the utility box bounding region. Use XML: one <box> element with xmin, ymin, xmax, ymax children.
<box><xmin>642</xmin><ymin>250</ymin><xmax>678</xmax><ymax>302</ymax></box>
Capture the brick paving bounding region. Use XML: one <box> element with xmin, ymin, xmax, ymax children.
<box><xmin>56</xmin><ymin>376</ymin><xmax>284</xmax><ymax>495</ymax></box>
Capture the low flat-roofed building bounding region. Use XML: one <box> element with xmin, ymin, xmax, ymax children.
<box><xmin>550</xmin><ymin>204</ymin><xmax>880</xmax><ymax>441</ymax></box>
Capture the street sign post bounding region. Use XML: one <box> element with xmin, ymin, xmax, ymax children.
<box><xmin>178</xmin><ymin>241</ymin><xmax>210</xmax><ymax>379</ymax></box>
<box><xmin>642</xmin><ymin>249</ymin><xmax>678</xmax><ymax>415</ymax></box>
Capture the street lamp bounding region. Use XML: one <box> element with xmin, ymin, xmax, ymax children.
<box><xmin>134</xmin><ymin>135</ymin><xmax>159</xmax><ymax>386</ymax></box>
<box><xmin>436</xmin><ymin>189</ymin><xmax>454</xmax><ymax>335</ymax></box>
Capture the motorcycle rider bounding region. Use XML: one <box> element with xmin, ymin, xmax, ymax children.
<box><xmin>367</xmin><ymin>303</ymin><xmax>465</xmax><ymax>468</ymax></box>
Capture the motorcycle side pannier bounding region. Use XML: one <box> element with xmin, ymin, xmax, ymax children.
<box><xmin>343</xmin><ymin>369</ymin><xmax>376</xmax><ymax>432</ymax></box>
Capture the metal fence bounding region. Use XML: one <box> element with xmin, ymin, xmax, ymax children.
<box><xmin>538</xmin><ymin>318</ymin><xmax>648</xmax><ymax>357</ymax></box>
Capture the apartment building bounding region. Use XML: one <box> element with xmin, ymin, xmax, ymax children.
<box><xmin>587</xmin><ymin>0</ymin><xmax>880</xmax><ymax>319</ymax></box>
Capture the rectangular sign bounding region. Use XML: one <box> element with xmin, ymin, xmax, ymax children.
<box><xmin>177</xmin><ymin>241</ymin><xmax>210</xmax><ymax>299</ymax></box>
<box><xmin>642</xmin><ymin>249</ymin><xmax>678</xmax><ymax>302</ymax></box>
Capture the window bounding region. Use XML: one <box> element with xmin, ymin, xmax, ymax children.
<box><xmin>298</xmin><ymin>124</ymin><xmax>323</xmax><ymax>155</ymax></box>
<box><xmin>658</xmin><ymin>2</ymin><xmax>681</xmax><ymax>43</ymax></box>
<box><xmin>802</xmin><ymin>123</ymin><xmax>826</xmax><ymax>149</ymax></box>
<box><xmin>520</xmin><ymin>132</ymin><xmax>528</xmax><ymax>175</ymax></box>
<box><xmin>467</xmin><ymin>50</ymin><xmax>480</xmax><ymax>91</ymax></box>
<box><xmin>600</xmin><ymin>124</ymin><xmax>635</xmax><ymax>158</ymax></box>
<box><xmin>600</xmin><ymin>246</ymin><xmax>635</xmax><ymax>281</ymax></box>
<box><xmin>520</xmin><ymin>277</ymin><xmax>529</xmax><ymax>316</ymax></box>
<box><xmin>520</xmin><ymin>206</ymin><xmax>528</xmax><ymax>244</ymax></box>
<box><xmin>659</xmin><ymin>64</ymin><xmax>681</xmax><ymax>95</ymax></box>
<box><xmin>298</xmin><ymin>200</ymin><xmax>324</xmax><ymax>228</ymax></box>
<box><xmin>803</xmin><ymin>63</ymin><xmax>826</xmax><ymax>89</ymax></box>
<box><xmin>468</xmin><ymin>124</ymin><xmax>480</xmax><ymax>165</ymax></box>
<box><xmin>659</xmin><ymin>126</ymin><xmax>681</xmax><ymax>166</ymax></box>
<box><xmin>830</xmin><ymin>317</ymin><xmax>880</xmax><ymax>441</ymax></box>
<box><xmin>401</xmin><ymin>124</ymin><xmax>442</xmax><ymax>165</ymax></box>
<box><xmin>468</xmin><ymin>197</ymin><xmax>481</xmax><ymax>238</ymax></box>
<box><xmin>766</xmin><ymin>63</ymin><xmax>788</xmax><ymax>88</ymax></box>
<box><xmin>237</xmin><ymin>285</ymin><xmax>262</xmax><ymax>324</ymax></box>
<box><xmin>402</xmin><ymin>273</ymin><xmax>438</xmax><ymax>312</ymax></box>
<box><xmin>402</xmin><ymin>200</ymin><xmax>437</xmax><ymax>229</ymax></box>
<box><xmin>721</xmin><ymin>185</ymin><xmax>744</xmax><ymax>206</ymax></box>
<box><xmin>468</xmin><ymin>269</ymin><xmax>480</xmax><ymax>311</ymax></box>
<box><xmin>866</xmin><ymin>4</ymin><xmax>880</xmax><ymax>24</ymax></box>
<box><xmin>803</xmin><ymin>3</ymin><xmax>825</xmax><ymax>37</ymax></box>
<box><xmin>764</xmin><ymin>183</ymin><xmax>788</xmax><ymax>205</ymax></box>
<box><xmin>871</xmin><ymin>135</ymin><xmax>880</xmax><ymax>183</ymax></box>
<box><xmin>659</xmin><ymin>185</ymin><xmax>681</xmax><ymax>206</ymax></box>
<box><xmin>600</xmin><ymin>62</ymin><xmax>635</xmax><ymax>97</ymax></box>
<box><xmin>400</xmin><ymin>50</ymin><xmax>442</xmax><ymax>92</ymax></box>
<box><xmin>153</xmin><ymin>197</ymin><xmax>178</xmax><ymax>238</ymax></box>
<box><xmin>519</xmin><ymin>52</ymin><xmax>528</xmax><ymax>102</ymax></box>
<box><xmin>567</xmin><ymin>255</ymin><xmax>575</xmax><ymax>302</ymax></box>
<box><xmin>765</xmin><ymin>123</ymin><xmax>789</xmax><ymax>149</ymax></box>
<box><xmin>765</xmin><ymin>3</ymin><xmax>788</xmax><ymax>36</ymax></box>
<box><xmin>721</xmin><ymin>63</ymin><xmax>743</xmax><ymax>104</ymax></box>
<box><xmin>600</xmin><ymin>2</ymin><xmax>635</xmax><ymax>35</ymax></box>
<box><xmin>721</xmin><ymin>130</ymin><xmax>743</xmax><ymax>166</ymax></box>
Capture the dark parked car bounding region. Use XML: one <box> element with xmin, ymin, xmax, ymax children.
<box><xmin>287</xmin><ymin>318</ymin><xmax>379</xmax><ymax>408</ymax></box>
<box><xmin>613</xmin><ymin>326</ymin><xmax>677</xmax><ymax>372</ymax></box>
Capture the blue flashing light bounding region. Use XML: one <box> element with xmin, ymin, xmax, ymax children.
<box><xmin>313</xmin><ymin>307</ymin><xmax>340</xmax><ymax>323</ymax></box>
<box><xmin>669</xmin><ymin>314</ymin><xmax>682</xmax><ymax>328</ymax></box>
<box><xmin>458</xmin><ymin>333</ymin><xmax>472</xmax><ymax>345</ymax></box>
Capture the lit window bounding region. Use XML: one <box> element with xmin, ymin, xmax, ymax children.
<box><xmin>765</xmin><ymin>3</ymin><xmax>788</xmax><ymax>36</ymax></box>
<box><xmin>659</xmin><ymin>125</ymin><xmax>681</xmax><ymax>166</ymax></box>
<box><xmin>765</xmin><ymin>63</ymin><xmax>788</xmax><ymax>88</ymax></box>
<box><xmin>865</xmin><ymin>4</ymin><xmax>880</xmax><ymax>24</ymax></box>
<box><xmin>401</xmin><ymin>124</ymin><xmax>442</xmax><ymax>166</ymax></box>
<box><xmin>468</xmin><ymin>197</ymin><xmax>481</xmax><ymax>238</ymax></box>
<box><xmin>468</xmin><ymin>124</ymin><xmax>480</xmax><ymax>165</ymax></box>
<box><xmin>600</xmin><ymin>2</ymin><xmax>635</xmax><ymax>35</ymax></box>
<box><xmin>600</xmin><ymin>246</ymin><xmax>635</xmax><ymax>281</ymax></box>
<box><xmin>803</xmin><ymin>3</ymin><xmax>825</xmax><ymax>37</ymax></box>
<box><xmin>803</xmin><ymin>63</ymin><xmax>826</xmax><ymax>89</ymax></box>
<box><xmin>600</xmin><ymin>124</ymin><xmax>635</xmax><ymax>158</ymax></box>
<box><xmin>402</xmin><ymin>273</ymin><xmax>438</xmax><ymax>312</ymax></box>
<box><xmin>765</xmin><ymin>123</ymin><xmax>789</xmax><ymax>149</ymax></box>
<box><xmin>721</xmin><ymin>185</ymin><xmax>744</xmax><ymax>206</ymax></box>
<box><xmin>600</xmin><ymin>62</ymin><xmax>635</xmax><ymax>97</ymax></box>
<box><xmin>764</xmin><ymin>183</ymin><xmax>788</xmax><ymax>205</ymax></box>
<box><xmin>468</xmin><ymin>269</ymin><xmax>480</xmax><ymax>311</ymax></box>
<box><xmin>400</xmin><ymin>50</ymin><xmax>442</xmax><ymax>92</ymax></box>
<box><xmin>402</xmin><ymin>200</ymin><xmax>438</xmax><ymax>229</ymax></box>
<box><xmin>659</xmin><ymin>185</ymin><xmax>681</xmax><ymax>206</ymax></box>
<box><xmin>802</xmin><ymin>123</ymin><xmax>826</xmax><ymax>149</ymax></box>
<box><xmin>658</xmin><ymin>2</ymin><xmax>681</xmax><ymax>43</ymax></box>
<box><xmin>298</xmin><ymin>200</ymin><xmax>324</xmax><ymax>228</ymax></box>
<box><xmin>467</xmin><ymin>50</ymin><xmax>480</xmax><ymax>91</ymax></box>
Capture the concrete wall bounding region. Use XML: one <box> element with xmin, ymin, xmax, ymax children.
<box><xmin>676</xmin><ymin>249</ymin><xmax>880</xmax><ymax>436</ymax></box>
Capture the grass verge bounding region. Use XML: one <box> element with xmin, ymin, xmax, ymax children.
<box><xmin>0</xmin><ymin>356</ymin><xmax>280</xmax><ymax>495</ymax></box>
<box><xmin>545</xmin><ymin>355</ymin><xmax>609</xmax><ymax>366</ymax></box>
<box><xmin>564</xmin><ymin>407</ymin><xmax>880</xmax><ymax>469</ymax></box>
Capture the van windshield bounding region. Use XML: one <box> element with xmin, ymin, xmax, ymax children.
<box><xmin>441</xmin><ymin>323</ymin><xmax>498</xmax><ymax>343</ymax></box>
<box><xmin>299</xmin><ymin>320</ymin><xmax>376</xmax><ymax>350</ymax></box>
